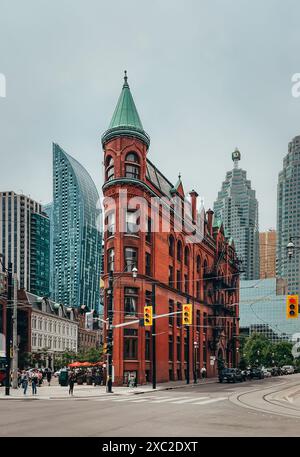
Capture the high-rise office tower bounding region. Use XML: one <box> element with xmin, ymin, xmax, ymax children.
<box><xmin>259</xmin><ymin>230</ymin><xmax>276</xmax><ymax>278</ymax></box>
<box><xmin>213</xmin><ymin>149</ymin><xmax>260</xmax><ymax>280</ymax></box>
<box><xmin>0</xmin><ymin>191</ymin><xmax>50</xmax><ymax>296</ymax></box>
<box><xmin>52</xmin><ymin>143</ymin><xmax>102</xmax><ymax>310</ymax></box>
<box><xmin>277</xmin><ymin>135</ymin><xmax>300</xmax><ymax>294</ymax></box>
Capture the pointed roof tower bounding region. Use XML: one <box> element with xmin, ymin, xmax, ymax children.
<box><xmin>102</xmin><ymin>71</ymin><xmax>150</xmax><ymax>149</ymax></box>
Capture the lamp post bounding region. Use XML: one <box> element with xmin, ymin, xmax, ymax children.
<box><xmin>287</xmin><ymin>236</ymin><xmax>300</xmax><ymax>259</ymax></box>
<box><xmin>193</xmin><ymin>341</ymin><xmax>198</xmax><ymax>384</ymax></box>
<box><xmin>0</xmin><ymin>254</ymin><xmax>13</xmax><ymax>396</ymax></box>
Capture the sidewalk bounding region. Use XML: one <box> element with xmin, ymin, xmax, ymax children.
<box><xmin>0</xmin><ymin>377</ymin><xmax>218</xmax><ymax>400</ymax></box>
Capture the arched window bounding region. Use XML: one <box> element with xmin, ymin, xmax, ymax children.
<box><xmin>125</xmin><ymin>152</ymin><xmax>140</xmax><ymax>179</ymax></box>
<box><xmin>203</xmin><ymin>259</ymin><xmax>208</xmax><ymax>274</ymax></box>
<box><xmin>196</xmin><ymin>255</ymin><xmax>201</xmax><ymax>273</ymax></box>
<box><xmin>106</xmin><ymin>156</ymin><xmax>114</xmax><ymax>181</ymax></box>
<box><xmin>184</xmin><ymin>247</ymin><xmax>189</xmax><ymax>266</ymax></box>
<box><xmin>177</xmin><ymin>241</ymin><xmax>182</xmax><ymax>262</ymax></box>
<box><xmin>169</xmin><ymin>235</ymin><xmax>175</xmax><ymax>256</ymax></box>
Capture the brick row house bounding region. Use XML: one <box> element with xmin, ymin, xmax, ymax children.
<box><xmin>102</xmin><ymin>74</ymin><xmax>240</xmax><ymax>386</ymax></box>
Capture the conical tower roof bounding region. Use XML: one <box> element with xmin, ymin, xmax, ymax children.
<box><xmin>102</xmin><ymin>72</ymin><xmax>150</xmax><ymax>148</ymax></box>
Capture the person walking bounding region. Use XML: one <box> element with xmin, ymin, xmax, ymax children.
<box><xmin>46</xmin><ymin>370</ymin><xmax>52</xmax><ymax>386</ymax></box>
<box><xmin>68</xmin><ymin>371</ymin><xmax>75</xmax><ymax>396</ymax></box>
<box><xmin>201</xmin><ymin>366</ymin><xmax>207</xmax><ymax>380</ymax></box>
<box><xmin>31</xmin><ymin>370</ymin><xmax>38</xmax><ymax>395</ymax></box>
<box><xmin>21</xmin><ymin>371</ymin><xmax>29</xmax><ymax>395</ymax></box>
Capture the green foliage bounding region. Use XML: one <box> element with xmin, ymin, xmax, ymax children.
<box><xmin>242</xmin><ymin>333</ymin><xmax>294</xmax><ymax>368</ymax></box>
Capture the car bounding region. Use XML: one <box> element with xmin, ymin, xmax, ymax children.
<box><xmin>0</xmin><ymin>369</ymin><xmax>6</xmax><ymax>386</ymax></box>
<box><xmin>219</xmin><ymin>368</ymin><xmax>244</xmax><ymax>383</ymax></box>
<box><xmin>281</xmin><ymin>365</ymin><xmax>295</xmax><ymax>375</ymax></box>
<box><xmin>250</xmin><ymin>368</ymin><xmax>264</xmax><ymax>379</ymax></box>
<box><xmin>262</xmin><ymin>368</ymin><xmax>272</xmax><ymax>378</ymax></box>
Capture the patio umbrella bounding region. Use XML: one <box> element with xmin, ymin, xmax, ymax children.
<box><xmin>68</xmin><ymin>362</ymin><xmax>82</xmax><ymax>368</ymax></box>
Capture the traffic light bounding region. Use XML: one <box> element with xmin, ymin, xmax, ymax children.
<box><xmin>103</xmin><ymin>343</ymin><xmax>108</xmax><ymax>354</ymax></box>
<box><xmin>182</xmin><ymin>304</ymin><xmax>192</xmax><ymax>325</ymax></box>
<box><xmin>144</xmin><ymin>305</ymin><xmax>153</xmax><ymax>326</ymax></box>
<box><xmin>286</xmin><ymin>295</ymin><xmax>299</xmax><ymax>319</ymax></box>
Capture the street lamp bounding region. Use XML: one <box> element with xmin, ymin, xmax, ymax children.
<box><xmin>0</xmin><ymin>253</ymin><xmax>13</xmax><ymax>396</ymax></box>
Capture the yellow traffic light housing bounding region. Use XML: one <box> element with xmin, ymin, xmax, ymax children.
<box><xmin>103</xmin><ymin>343</ymin><xmax>108</xmax><ymax>354</ymax></box>
<box><xmin>286</xmin><ymin>295</ymin><xmax>299</xmax><ymax>319</ymax></box>
<box><xmin>182</xmin><ymin>304</ymin><xmax>192</xmax><ymax>325</ymax></box>
<box><xmin>144</xmin><ymin>305</ymin><xmax>153</xmax><ymax>326</ymax></box>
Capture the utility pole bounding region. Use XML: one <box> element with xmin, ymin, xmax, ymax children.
<box><xmin>186</xmin><ymin>295</ymin><xmax>190</xmax><ymax>385</ymax></box>
<box><xmin>152</xmin><ymin>282</ymin><xmax>156</xmax><ymax>389</ymax></box>
<box><xmin>106</xmin><ymin>270</ymin><xmax>114</xmax><ymax>393</ymax></box>
<box><xmin>12</xmin><ymin>274</ymin><xmax>18</xmax><ymax>389</ymax></box>
<box><xmin>5</xmin><ymin>261</ymin><xmax>13</xmax><ymax>396</ymax></box>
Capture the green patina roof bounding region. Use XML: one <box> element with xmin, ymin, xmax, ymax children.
<box><xmin>102</xmin><ymin>72</ymin><xmax>150</xmax><ymax>148</ymax></box>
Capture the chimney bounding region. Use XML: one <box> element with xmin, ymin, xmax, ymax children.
<box><xmin>206</xmin><ymin>209</ymin><xmax>214</xmax><ymax>236</ymax></box>
<box><xmin>189</xmin><ymin>190</ymin><xmax>198</xmax><ymax>223</ymax></box>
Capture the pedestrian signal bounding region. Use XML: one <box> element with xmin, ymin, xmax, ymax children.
<box><xmin>182</xmin><ymin>304</ymin><xmax>192</xmax><ymax>325</ymax></box>
<box><xmin>286</xmin><ymin>295</ymin><xmax>299</xmax><ymax>319</ymax></box>
<box><xmin>144</xmin><ymin>306</ymin><xmax>153</xmax><ymax>326</ymax></box>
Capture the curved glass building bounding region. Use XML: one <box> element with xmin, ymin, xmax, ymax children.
<box><xmin>52</xmin><ymin>143</ymin><xmax>102</xmax><ymax>311</ymax></box>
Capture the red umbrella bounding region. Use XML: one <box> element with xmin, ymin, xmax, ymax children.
<box><xmin>81</xmin><ymin>362</ymin><xmax>93</xmax><ymax>367</ymax></box>
<box><xmin>68</xmin><ymin>361</ymin><xmax>82</xmax><ymax>368</ymax></box>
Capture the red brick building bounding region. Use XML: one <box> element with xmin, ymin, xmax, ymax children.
<box><xmin>102</xmin><ymin>74</ymin><xmax>240</xmax><ymax>386</ymax></box>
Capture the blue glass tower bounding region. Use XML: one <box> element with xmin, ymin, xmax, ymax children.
<box><xmin>52</xmin><ymin>143</ymin><xmax>102</xmax><ymax>311</ymax></box>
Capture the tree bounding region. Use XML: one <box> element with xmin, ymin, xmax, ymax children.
<box><xmin>243</xmin><ymin>333</ymin><xmax>271</xmax><ymax>367</ymax></box>
<box><xmin>272</xmin><ymin>341</ymin><xmax>293</xmax><ymax>366</ymax></box>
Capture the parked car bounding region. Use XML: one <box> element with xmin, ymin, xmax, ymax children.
<box><xmin>262</xmin><ymin>368</ymin><xmax>272</xmax><ymax>377</ymax></box>
<box><xmin>219</xmin><ymin>368</ymin><xmax>244</xmax><ymax>383</ymax></box>
<box><xmin>250</xmin><ymin>368</ymin><xmax>264</xmax><ymax>379</ymax></box>
<box><xmin>281</xmin><ymin>365</ymin><xmax>295</xmax><ymax>375</ymax></box>
<box><xmin>0</xmin><ymin>369</ymin><xmax>6</xmax><ymax>386</ymax></box>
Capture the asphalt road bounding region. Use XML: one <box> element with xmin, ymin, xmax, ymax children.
<box><xmin>1</xmin><ymin>374</ymin><xmax>300</xmax><ymax>437</ymax></box>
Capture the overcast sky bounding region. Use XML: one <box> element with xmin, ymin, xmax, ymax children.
<box><xmin>0</xmin><ymin>0</ymin><xmax>299</xmax><ymax>230</ymax></box>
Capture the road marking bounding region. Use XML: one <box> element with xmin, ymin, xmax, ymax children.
<box><xmin>150</xmin><ymin>396</ymin><xmax>191</xmax><ymax>403</ymax></box>
<box><xmin>171</xmin><ymin>396</ymin><xmax>210</xmax><ymax>404</ymax></box>
<box><xmin>193</xmin><ymin>397</ymin><xmax>227</xmax><ymax>405</ymax></box>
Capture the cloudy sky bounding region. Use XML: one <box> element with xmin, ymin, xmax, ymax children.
<box><xmin>0</xmin><ymin>0</ymin><xmax>299</xmax><ymax>230</ymax></box>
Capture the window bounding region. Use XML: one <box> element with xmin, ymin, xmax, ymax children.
<box><xmin>177</xmin><ymin>241</ymin><xmax>182</xmax><ymax>261</ymax></box>
<box><xmin>124</xmin><ymin>247</ymin><xmax>138</xmax><ymax>272</ymax></box>
<box><xmin>196</xmin><ymin>281</ymin><xmax>200</xmax><ymax>299</ymax></box>
<box><xmin>184</xmin><ymin>247</ymin><xmax>189</xmax><ymax>266</ymax></box>
<box><xmin>146</xmin><ymin>218</ymin><xmax>152</xmax><ymax>243</ymax></box>
<box><xmin>124</xmin><ymin>328</ymin><xmax>138</xmax><ymax>359</ymax></box>
<box><xmin>169</xmin><ymin>266</ymin><xmax>174</xmax><ymax>287</ymax></box>
<box><xmin>177</xmin><ymin>270</ymin><xmax>181</xmax><ymax>291</ymax></box>
<box><xmin>169</xmin><ymin>235</ymin><xmax>175</xmax><ymax>256</ymax></box>
<box><xmin>177</xmin><ymin>303</ymin><xmax>181</xmax><ymax>327</ymax></box>
<box><xmin>169</xmin><ymin>300</ymin><xmax>174</xmax><ymax>326</ymax></box>
<box><xmin>107</xmin><ymin>248</ymin><xmax>115</xmax><ymax>272</ymax></box>
<box><xmin>125</xmin><ymin>152</ymin><xmax>140</xmax><ymax>179</ymax></box>
<box><xmin>196</xmin><ymin>256</ymin><xmax>201</xmax><ymax>273</ymax></box>
<box><xmin>107</xmin><ymin>211</ymin><xmax>115</xmax><ymax>237</ymax></box>
<box><xmin>177</xmin><ymin>336</ymin><xmax>181</xmax><ymax>361</ymax></box>
<box><xmin>145</xmin><ymin>252</ymin><xmax>151</xmax><ymax>276</ymax></box>
<box><xmin>196</xmin><ymin>310</ymin><xmax>200</xmax><ymax>330</ymax></box>
<box><xmin>169</xmin><ymin>335</ymin><xmax>173</xmax><ymax>361</ymax></box>
<box><xmin>126</xmin><ymin>211</ymin><xmax>139</xmax><ymax>234</ymax></box>
<box><xmin>184</xmin><ymin>274</ymin><xmax>188</xmax><ymax>293</ymax></box>
<box><xmin>106</xmin><ymin>156</ymin><xmax>114</xmax><ymax>181</ymax></box>
<box><xmin>124</xmin><ymin>287</ymin><xmax>138</xmax><ymax>316</ymax></box>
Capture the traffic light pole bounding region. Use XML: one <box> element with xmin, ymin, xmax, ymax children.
<box><xmin>5</xmin><ymin>261</ymin><xmax>13</xmax><ymax>396</ymax></box>
<box><xmin>186</xmin><ymin>325</ymin><xmax>190</xmax><ymax>385</ymax></box>
<box><xmin>106</xmin><ymin>270</ymin><xmax>114</xmax><ymax>393</ymax></box>
<box><xmin>152</xmin><ymin>282</ymin><xmax>156</xmax><ymax>389</ymax></box>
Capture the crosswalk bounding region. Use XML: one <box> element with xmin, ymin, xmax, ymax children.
<box><xmin>94</xmin><ymin>394</ymin><xmax>227</xmax><ymax>406</ymax></box>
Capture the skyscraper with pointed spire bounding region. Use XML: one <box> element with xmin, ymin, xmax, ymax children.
<box><xmin>213</xmin><ymin>149</ymin><xmax>260</xmax><ymax>280</ymax></box>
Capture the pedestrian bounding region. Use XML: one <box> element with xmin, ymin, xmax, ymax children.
<box><xmin>31</xmin><ymin>370</ymin><xmax>38</xmax><ymax>395</ymax></box>
<box><xmin>68</xmin><ymin>371</ymin><xmax>75</xmax><ymax>396</ymax></box>
<box><xmin>46</xmin><ymin>370</ymin><xmax>52</xmax><ymax>386</ymax></box>
<box><xmin>38</xmin><ymin>370</ymin><xmax>43</xmax><ymax>386</ymax></box>
<box><xmin>21</xmin><ymin>371</ymin><xmax>29</xmax><ymax>395</ymax></box>
<box><xmin>201</xmin><ymin>366</ymin><xmax>207</xmax><ymax>380</ymax></box>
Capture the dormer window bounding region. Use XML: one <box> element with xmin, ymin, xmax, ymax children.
<box><xmin>125</xmin><ymin>152</ymin><xmax>140</xmax><ymax>179</ymax></box>
<box><xmin>106</xmin><ymin>156</ymin><xmax>114</xmax><ymax>181</ymax></box>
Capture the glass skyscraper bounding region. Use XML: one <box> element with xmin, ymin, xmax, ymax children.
<box><xmin>52</xmin><ymin>143</ymin><xmax>102</xmax><ymax>311</ymax></box>
<box><xmin>213</xmin><ymin>149</ymin><xmax>260</xmax><ymax>280</ymax></box>
<box><xmin>277</xmin><ymin>135</ymin><xmax>300</xmax><ymax>294</ymax></box>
